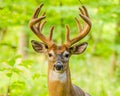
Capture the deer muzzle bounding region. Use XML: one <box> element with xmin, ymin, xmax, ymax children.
<box><xmin>54</xmin><ymin>61</ymin><xmax>63</xmax><ymax>72</ymax></box>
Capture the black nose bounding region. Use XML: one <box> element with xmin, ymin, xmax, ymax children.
<box><xmin>54</xmin><ymin>64</ymin><xmax>63</xmax><ymax>71</ymax></box>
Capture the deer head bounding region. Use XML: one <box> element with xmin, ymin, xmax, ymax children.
<box><xmin>29</xmin><ymin>3</ymin><xmax>91</xmax><ymax>73</ymax></box>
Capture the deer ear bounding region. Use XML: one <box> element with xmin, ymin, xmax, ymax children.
<box><xmin>31</xmin><ymin>40</ymin><xmax>48</xmax><ymax>53</ymax></box>
<box><xmin>69</xmin><ymin>42</ymin><xmax>88</xmax><ymax>54</ymax></box>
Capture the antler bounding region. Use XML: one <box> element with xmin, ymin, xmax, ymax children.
<box><xmin>29</xmin><ymin>3</ymin><xmax>55</xmax><ymax>47</ymax></box>
<box><xmin>65</xmin><ymin>6</ymin><xmax>92</xmax><ymax>47</ymax></box>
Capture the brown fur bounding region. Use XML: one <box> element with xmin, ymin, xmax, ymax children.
<box><xmin>48</xmin><ymin>61</ymin><xmax>90</xmax><ymax>96</ymax></box>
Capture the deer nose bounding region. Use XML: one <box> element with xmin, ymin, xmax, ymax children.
<box><xmin>54</xmin><ymin>62</ymin><xmax>63</xmax><ymax>71</ymax></box>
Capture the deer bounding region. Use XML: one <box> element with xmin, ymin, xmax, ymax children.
<box><xmin>29</xmin><ymin>3</ymin><xmax>92</xmax><ymax>96</ymax></box>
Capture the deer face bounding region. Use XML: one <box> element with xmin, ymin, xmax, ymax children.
<box><xmin>29</xmin><ymin>3</ymin><xmax>91</xmax><ymax>73</ymax></box>
<box><xmin>31</xmin><ymin>40</ymin><xmax>88</xmax><ymax>73</ymax></box>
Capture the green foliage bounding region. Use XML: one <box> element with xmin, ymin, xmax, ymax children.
<box><xmin>0</xmin><ymin>0</ymin><xmax>120</xmax><ymax>96</ymax></box>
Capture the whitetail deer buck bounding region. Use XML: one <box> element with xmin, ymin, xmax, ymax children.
<box><xmin>29</xmin><ymin>3</ymin><xmax>92</xmax><ymax>96</ymax></box>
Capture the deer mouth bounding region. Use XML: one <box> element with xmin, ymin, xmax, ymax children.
<box><xmin>54</xmin><ymin>68</ymin><xmax>64</xmax><ymax>73</ymax></box>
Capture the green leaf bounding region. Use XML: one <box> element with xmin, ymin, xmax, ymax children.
<box><xmin>6</xmin><ymin>71</ymin><xmax>12</xmax><ymax>77</ymax></box>
<box><xmin>32</xmin><ymin>73</ymin><xmax>40</xmax><ymax>80</ymax></box>
<box><xmin>19</xmin><ymin>60</ymin><xmax>33</xmax><ymax>68</ymax></box>
<box><xmin>8</xmin><ymin>55</ymin><xmax>21</xmax><ymax>67</ymax></box>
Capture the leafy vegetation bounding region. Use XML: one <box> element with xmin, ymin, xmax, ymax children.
<box><xmin>0</xmin><ymin>0</ymin><xmax>120</xmax><ymax>96</ymax></box>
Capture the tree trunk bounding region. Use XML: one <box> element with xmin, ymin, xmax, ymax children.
<box><xmin>18</xmin><ymin>31</ymin><xmax>28</xmax><ymax>59</ymax></box>
<box><xmin>60</xmin><ymin>2</ymin><xmax>65</xmax><ymax>44</ymax></box>
<box><xmin>0</xmin><ymin>28</ymin><xmax>7</xmax><ymax>41</ymax></box>
<box><xmin>17</xmin><ymin>27</ymin><xmax>28</xmax><ymax>64</ymax></box>
<box><xmin>110</xmin><ymin>22</ymin><xmax>120</xmax><ymax>76</ymax></box>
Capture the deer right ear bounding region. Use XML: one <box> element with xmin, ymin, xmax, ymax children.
<box><xmin>69</xmin><ymin>42</ymin><xmax>88</xmax><ymax>54</ymax></box>
<box><xmin>31</xmin><ymin>40</ymin><xmax>48</xmax><ymax>53</ymax></box>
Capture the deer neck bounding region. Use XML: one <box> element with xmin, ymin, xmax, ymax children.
<box><xmin>48</xmin><ymin>62</ymin><xmax>73</xmax><ymax>96</ymax></box>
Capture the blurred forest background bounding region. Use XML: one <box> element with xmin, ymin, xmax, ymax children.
<box><xmin>0</xmin><ymin>0</ymin><xmax>120</xmax><ymax>96</ymax></box>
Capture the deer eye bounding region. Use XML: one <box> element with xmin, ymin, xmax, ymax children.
<box><xmin>64</xmin><ymin>54</ymin><xmax>69</xmax><ymax>58</ymax></box>
<box><xmin>48</xmin><ymin>53</ymin><xmax>53</xmax><ymax>57</ymax></box>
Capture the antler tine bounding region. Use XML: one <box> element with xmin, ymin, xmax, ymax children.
<box><xmin>29</xmin><ymin>3</ymin><xmax>55</xmax><ymax>47</ymax></box>
<box><xmin>32</xmin><ymin>3</ymin><xmax>44</xmax><ymax>18</ymax></box>
<box><xmin>65</xmin><ymin>25</ymin><xmax>71</xmax><ymax>45</ymax></box>
<box><xmin>49</xmin><ymin>26</ymin><xmax>54</xmax><ymax>40</ymax></box>
<box><xmin>79</xmin><ymin>6</ymin><xmax>89</xmax><ymax>28</ymax></box>
<box><xmin>75</xmin><ymin>17</ymin><xmax>82</xmax><ymax>33</ymax></box>
<box><xmin>79</xmin><ymin>7</ymin><xmax>84</xmax><ymax>15</ymax></box>
<box><xmin>37</xmin><ymin>12</ymin><xmax>46</xmax><ymax>31</ymax></box>
<box><xmin>39</xmin><ymin>20</ymin><xmax>47</xmax><ymax>32</ymax></box>
<box><xmin>82</xmin><ymin>6</ymin><xmax>89</xmax><ymax>17</ymax></box>
<box><xmin>65</xmin><ymin>6</ymin><xmax>92</xmax><ymax>47</ymax></box>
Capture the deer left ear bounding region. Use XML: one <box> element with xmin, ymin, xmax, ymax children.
<box><xmin>31</xmin><ymin>40</ymin><xmax>48</xmax><ymax>53</ymax></box>
<box><xmin>69</xmin><ymin>42</ymin><xmax>88</xmax><ymax>54</ymax></box>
